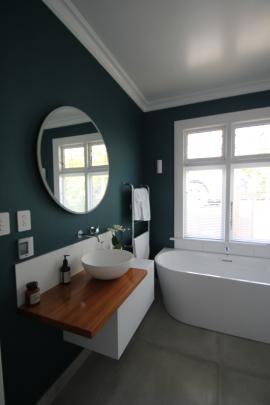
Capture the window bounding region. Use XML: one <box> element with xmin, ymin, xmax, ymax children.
<box><xmin>175</xmin><ymin>107</ymin><xmax>270</xmax><ymax>253</ymax></box>
<box><xmin>53</xmin><ymin>134</ymin><xmax>109</xmax><ymax>213</ymax></box>
<box><xmin>234</xmin><ymin>123</ymin><xmax>270</xmax><ymax>156</ymax></box>
<box><xmin>184</xmin><ymin>167</ymin><xmax>225</xmax><ymax>240</ymax></box>
<box><xmin>186</xmin><ymin>128</ymin><xmax>223</xmax><ymax>159</ymax></box>
<box><xmin>231</xmin><ymin>166</ymin><xmax>270</xmax><ymax>243</ymax></box>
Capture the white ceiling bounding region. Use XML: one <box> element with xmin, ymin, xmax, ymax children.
<box><xmin>44</xmin><ymin>0</ymin><xmax>270</xmax><ymax>111</ymax></box>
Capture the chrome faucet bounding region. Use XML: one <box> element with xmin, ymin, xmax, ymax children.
<box><xmin>77</xmin><ymin>226</ymin><xmax>101</xmax><ymax>240</ymax></box>
<box><xmin>89</xmin><ymin>226</ymin><xmax>100</xmax><ymax>236</ymax></box>
<box><xmin>222</xmin><ymin>245</ymin><xmax>232</xmax><ymax>262</ymax></box>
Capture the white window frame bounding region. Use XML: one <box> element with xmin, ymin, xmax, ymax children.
<box><xmin>174</xmin><ymin>107</ymin><xmax>270</xmax><ymax>258</ymax></box>
<box><xmin>53</xmin><ymin>133</ymin><xmax>108</xmax><ymax>211</ymax></box>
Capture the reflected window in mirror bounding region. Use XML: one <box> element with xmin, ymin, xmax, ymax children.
<box><xmin>53</xmin><ymin>134</ymin><xmax>109</xmax><ymax>213</ymax></box>
<box><xmin>37</xmin><ymin>106</ymin><xmax>109</xmax><ymax>214</ymax></box>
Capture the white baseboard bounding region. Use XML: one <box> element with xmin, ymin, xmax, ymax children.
<box><xmin>0</xmin><ymin>344</ymin><xmax>5</xmax><ymax>405</ymax></box>
<box><xmin>36</xmin><ymin>349</ymin><xmax>90</xmax><ymax>405</ymax></box>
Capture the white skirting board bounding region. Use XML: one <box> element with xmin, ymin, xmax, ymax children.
<box><xmin>36</xmin><ymin>349</ymin><xmax>90</xmax><ymax>405</ymax></box>
<box><xmin>0</xmin><ymin>344</ymin><xmax>5</xmax><ymax>405</ymax></box>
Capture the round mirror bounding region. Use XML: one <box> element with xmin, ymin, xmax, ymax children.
<box><xmin>37</xmin><ymin>106</ymin><xmax>109</xmax><ymax>214</ymax></box>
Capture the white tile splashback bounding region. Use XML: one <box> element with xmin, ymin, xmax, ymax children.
<box><xmin>15</xmin><ymin>231</ymin><xmax>113</xmax><ymax>307</ymax></box>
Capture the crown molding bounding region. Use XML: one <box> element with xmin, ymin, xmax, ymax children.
<box><xmin>145</xmin><ymin>78</ymin><xmax>270</xmax><ymax>112</ymax></box>
<box><xmin>42</xmin><ymin>0</ymin><xmax>270</xmax><ymax>113</ymax></box>
<box><xmin>42</xmin><ymin>0</ymin><xmax>148</xmax><ymax>111</ymax></box>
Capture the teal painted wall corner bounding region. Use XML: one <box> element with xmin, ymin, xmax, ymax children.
<box><xmin>1</xmin><ymin>1</ymin><xmax>143</xmax><ymax>404</ymax></box>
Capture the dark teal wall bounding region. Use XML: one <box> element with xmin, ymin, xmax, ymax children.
<box><xmin>143</xmin><ymin>91</ymin><xmax>270</xmax><ymax>257</ymax></box>
<box><xmin>1</xmin><ymin>2</ymin><xmax>143</xmax><ymax>404</ymax></box>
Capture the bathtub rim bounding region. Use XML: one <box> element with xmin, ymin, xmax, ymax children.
<box><xmin>155</xmin><ymin>247</ymin><xmax>270</xmax><ymax>287</ymax></box>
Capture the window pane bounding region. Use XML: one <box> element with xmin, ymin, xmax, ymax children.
<box><xmin>88</xmin><ymin>174</ymin><xmax>108</xmax><ymax>208</ymax></box>
<box><xmin>184</xmin><ymin>169</ymin><xmax>224</xmax><ymax>240</ymax></box>
<box><xmin>63</xmin><ymin>146</ymin><xmax>85</xmax><ymax>168</ymax></box>
<box><xmin>60</xmin><ymin>175</ymin><xmax>85</xmax><ymax>212</ymax></box>
<box><xmin>232</xmin><ymin>167</ymin><xmax>270</xmax><ymax>243</ymax></box>
<box><xmin>234</xmin><ymin>124</ymin><xmax>270</xmax><ymax>156</ymax></box>
<box><xmin>186</xmin><ymin>129</ymin><xmax>223</xmax><ymax>159</ymax></box>
<box><xmin>91</xmin><ymin>144</ymin><xmax>108</xmax><ymax>166</ymax></box>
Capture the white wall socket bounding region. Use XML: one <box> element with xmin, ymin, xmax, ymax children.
<box><xmin>17</xmin><ymin>210</ymin><xmax>31</xmax><ymax>232</ymax></box>
<box><xmin>18</xmin><ymin>236</ymin><xmax>34</xmax><ymax>260</ymax></box>
<box><xmin>0</xmin><ymin>212</ymin><xmax>10</xmax><ymax>236</ymax></box>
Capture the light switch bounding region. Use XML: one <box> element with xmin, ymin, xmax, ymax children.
<box><xmin>17</xmin><ymin>210</ymin><xmax>31</xmax><ymax>232</ymax></box>
<box><xmin>0</xmin><ymin>212</ymin><xmax>10</xmax><ymax>236</ymax></box>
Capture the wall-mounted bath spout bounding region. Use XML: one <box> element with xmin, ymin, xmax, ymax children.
<box><xmin>223</xmin><ymin>245</ymin><xmax>232</xmax><ymax>261</ymax></box>
<box><xmin>77</xmin><ymin>228</ymin><xmax>103</xmax><ymax>243</ymax></box>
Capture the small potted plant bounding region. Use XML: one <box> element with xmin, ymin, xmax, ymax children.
<box><xmin>108</xmin><ymin>225</ymin><xmax>128</xmax><ymax>249</ymax></box>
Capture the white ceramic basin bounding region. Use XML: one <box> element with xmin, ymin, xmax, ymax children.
<box><xmin>81</xmin><ymin>249</ymin><xmax>134</xmax><ymax>280</ymax></box>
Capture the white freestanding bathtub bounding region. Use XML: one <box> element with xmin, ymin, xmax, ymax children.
<box><xmin>155</xmin><ymin>248</ymin><xmax>270</xmax><ymax>344</ymax></box>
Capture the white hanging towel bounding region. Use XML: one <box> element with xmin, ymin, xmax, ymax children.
<box><xmin>133</xmin><ymin>188</ymin><xmax>151</xmax><ymax>221</ymax></box>
<box><xmin>134</xmin><ymin>231</ymin><xmax>150</xmax><ymax>259</ymax></box>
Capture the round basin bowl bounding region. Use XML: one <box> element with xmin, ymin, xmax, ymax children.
<box><xmin>81</xmin><ymin>249</ymin><xmax>134</xmax><ymax>280</ymax></box>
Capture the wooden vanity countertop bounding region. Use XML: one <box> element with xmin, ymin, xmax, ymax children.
<box><xmin>19</xmin><ymin>268</ymin><xmax>147</xmax><ymax>338</ymax></box>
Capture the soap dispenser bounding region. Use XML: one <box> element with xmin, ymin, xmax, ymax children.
<box><xmin>60</xmin><ymin>255</ymin><xmax>71</xmax><ymax>285</ymax></box>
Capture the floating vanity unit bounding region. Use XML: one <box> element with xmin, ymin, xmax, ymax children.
<box><xmin>65</xmin><ymin>260</ymin><xmax>153</xmax><ymax>359</ymax></box>
<box><xmin>15</xmin><ymin>237</ymin><xmax>154</xmax><ymax>359</ymax></box>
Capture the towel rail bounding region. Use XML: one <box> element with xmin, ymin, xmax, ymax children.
<box><xmin>123</xmin><ymin>183</ymin><xmax>150</xmax><ymax>253</ymax></box>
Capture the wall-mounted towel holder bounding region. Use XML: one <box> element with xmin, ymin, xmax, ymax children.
<box><xmin>123</xmin><ymin>183</ymin><xmax>150</xmax><ymax>255</ymax></box>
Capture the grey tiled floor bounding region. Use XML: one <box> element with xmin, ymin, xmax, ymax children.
<box><xmin>52</xmin><ymin>290</ymin><xmax>270</xmax><ymax>405</ymax></box>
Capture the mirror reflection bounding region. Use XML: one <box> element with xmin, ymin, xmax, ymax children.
<box><xmin>37</xmin><ymin>106</ymin><xmax>109</xmax><ymax>214</ymax></box>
